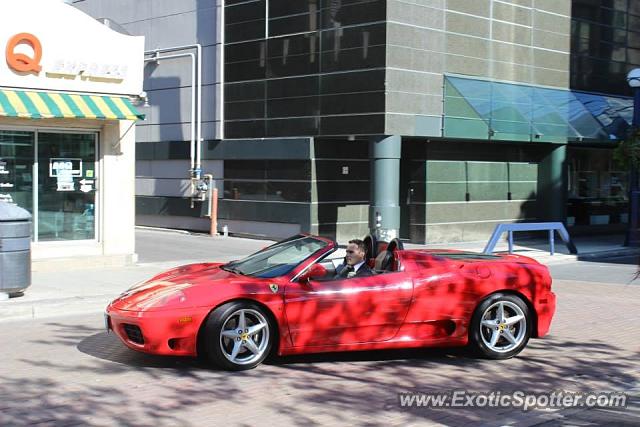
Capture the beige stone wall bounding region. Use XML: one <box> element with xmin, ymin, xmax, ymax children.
<box><xmin>385</xmin><ymin>0</ymin><xmax>572</xmax><ymax>136</ymax></box>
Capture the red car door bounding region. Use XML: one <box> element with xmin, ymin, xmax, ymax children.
<box><xmin>284</xmin><ymin>271</ymin><xmax>414</xmax><ymax>347</ymax></box>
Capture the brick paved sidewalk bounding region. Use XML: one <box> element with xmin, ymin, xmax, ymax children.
<box><xmin>0</xmin><ymin>279</ymin><xmax>638</xmax><ymax>426</ymax></box>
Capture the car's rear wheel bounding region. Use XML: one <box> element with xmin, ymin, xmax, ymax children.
<box><xmin>469</xmin><ymin>293</ymin><xmax>531</xmax><ymax>359</ymax></box>
<box><xmin>202</xmin><ymin>301</ymin><xmax>273</xmax><ymax>370</ymax></box>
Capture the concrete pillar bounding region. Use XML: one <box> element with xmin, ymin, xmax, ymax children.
<box><xmin>369</xmin><ymin>135</ymin><xmax>401</xmax><ymax>241</ymax></box>
<box><xmin>539</xmin><ymin>144</ymin><xmax>567</xmax><ymax>222</ymax></box>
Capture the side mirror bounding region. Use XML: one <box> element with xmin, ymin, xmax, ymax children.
<box><xmin>298</xmin><ymin>264</ymin><xmax>327</xmax><ymax>282</ymax></box>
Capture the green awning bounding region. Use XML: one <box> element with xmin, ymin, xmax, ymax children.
<box><xmin>0</xmin><ymin>88</ymin><xmax>145</xmax><ymax>121</ymax></box>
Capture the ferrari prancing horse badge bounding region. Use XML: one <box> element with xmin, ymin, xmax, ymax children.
<box><xmin>269</xmin><ymin>284</ymin><xmax>278</xmax><ymax>293</ymax></box>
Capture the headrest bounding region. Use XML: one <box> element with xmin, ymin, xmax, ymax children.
<box><xmin>375</xmin><ymin>250</ymin><xmax>393</xmax><ymax>271</ymax></box>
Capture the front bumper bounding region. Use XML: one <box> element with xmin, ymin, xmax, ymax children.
<box><xmin>106</xmin><ymin>306</ymin><xmax>209</xmax><ymax>356</ymax></box>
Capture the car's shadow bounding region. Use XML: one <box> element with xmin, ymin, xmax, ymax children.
<box><xmin>78</xmin><ymin>331</ymin><xmax>472</xmax><ymax>370</ymax></box>
<box><xmin>77</xmin><ymin>332</ymin><xmax>205</xmax><ymax>369</ymax></box>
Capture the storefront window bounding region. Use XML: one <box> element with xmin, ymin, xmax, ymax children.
<box><xmin>37</xmin><ymin>133</ymin><xmax>97</xmax><ymax>241</ymax></box>
<box><xmin>0</xmin><ymin>129</ymin><xmax>97</xmax><ymax>241</ymax></box>
<box><xmin>0</xmin><ymin>130</ymin><xmax>33</xmax><ymax>211</ymax></box>
<box><xmin>567</xmin><ymin>147</ymin><xmax>629</xmax><ymax>226</ymax></box>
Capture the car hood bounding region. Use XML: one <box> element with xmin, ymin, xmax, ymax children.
<box><xmin>108</xmin><ymin>263</ymin><xmax>263</xmax><ymax>312</ymax></box>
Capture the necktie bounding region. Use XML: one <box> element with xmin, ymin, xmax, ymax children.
<box><xmin>341</xmin><ymin>265</ymin><xmax>354</xmax><ymax>277</ymax></box>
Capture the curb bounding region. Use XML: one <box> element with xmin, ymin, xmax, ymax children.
<box><xmin>0</xmin><ymin>294</ymin><xmax>115</xmax><ymax>322</ymax></box>
<box><xmin>577</xmin><ymin>248</ymin><xmax>640</xmax><ymax>260</ymax></box>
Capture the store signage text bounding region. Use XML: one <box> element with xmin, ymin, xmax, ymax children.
<box><xmin>5</xmin><ymin>32</ymin><xmax>127</xmax><ymax>83</ymax></box>
<box><xmin>6</xmin><ymin>32</ymin><xmax>42</xmax><ymax>73</ymax></box>
<box><xmin>49</xmin><ymin>158</ymin><xmax>82</xmax><ymax>178</ymax></box>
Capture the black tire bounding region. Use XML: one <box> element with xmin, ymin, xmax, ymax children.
<box><xmin>202</xmin><ymin>301</ymin><xmax>274</xmax><ymax>371</ymax></box>
<box><xmin>469</xmin><ymin>293</ymin><xmax>531</xmax><ymax>359</ymax></box>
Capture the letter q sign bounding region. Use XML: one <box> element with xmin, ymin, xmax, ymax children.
<box><xmin>6</xmin><ymin>33</ymin><xmax>43</xmax><ymax>74</ymax></box>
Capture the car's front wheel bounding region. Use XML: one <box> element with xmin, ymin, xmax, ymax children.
<box><xmin>202</xmin><ymin>301</ymin><xmax>273</xmax><ymax>370</ymax></box>
<box><xmin>469</xmin><ymin>293</ymin><xmax>531</xmax><ymax>359</ymax></box>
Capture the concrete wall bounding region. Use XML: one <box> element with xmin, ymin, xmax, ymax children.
<box><xmin>385</xmin><ymin>0</ymin><xmax>572</xmax><ymax>137</ymax></box>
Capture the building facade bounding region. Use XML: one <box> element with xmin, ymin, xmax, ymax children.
<box><xmin>1</xmin><ymin>0</ymin><xmax>145</xmax><ymax>269</ymax></box>
<box><xmin>72</xmin><ymin>0</ymin><xmax>638</xmax><ymax>243</ymax></box>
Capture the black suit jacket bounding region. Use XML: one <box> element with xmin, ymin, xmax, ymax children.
<box><xmin>334</xmin><ymin>262</ymin><xmax>375</xmax><ymax>279</ymax></box>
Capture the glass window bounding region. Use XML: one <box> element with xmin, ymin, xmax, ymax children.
<box><xmin>224</xmin><ymin>181</ymin><xmax>267</xmax><ymax>200</ymax></box>
<box><xmin>37</xmin><ymin>132</ymin><xmax>97</xmax><ymax>241</ymax></box>
<box><xmin>316</xmin><ymin>181</ymin><xmax>369</xmax><ymax>202</ymax></box>
<box><xmin>224</xmin><ymin>0</ymin><xmax>387</xmax><ymax>138</ymax></box>
<box><xmin>224</xmin><ymin>120</ymin><xmax>266</xmax><ymax>138</ymax></box>
<box><xmin>267</xmin><ymin>160</ymin><xmax>312</xmax><ymax>180</ymax></box>
<box><xmin>223</xmin><ymin>235</ymin><xmax>328</xmax><ymax>278</ymax></box>
<box><xmin>225</xmin><ymin>19</ymin><xmax>266</xmax><ymax>43</ymax></box>
<box><xmin>571</xmin><ymin>2</ymin><xmax>640</xmax><ymax>95</ymax></box>
<box><xmin>266</xmin><ymin>181</ymin><xmax>311</xmax><ymax>202</ymax></box>
<box><xmin>225</xmin><ymin>100</ymin><xmax>265</xmax><ymax>120</ymax></box>
<box><xmin>315</xmin><ymin>160</ymin><xmax>369</xmax><ymax>180</ymax></box>
<box><xmin>226</xmin><ymin>1</ymin><xmax>265</xmax><ymax>25</ymax></box>
<box><xmin>0</xmin><ymin>130</ymin><xmax>33</xmax><ymax>211</ymax></box>
<box><xmin>225</xmin><ymin>160</ymin><xmax>267</xmax><ymax>179</ymax></box>
<box><xmin>567</xmin><ymin>147</ymin><xmax>629</xmax><ymax>226</ymax></box>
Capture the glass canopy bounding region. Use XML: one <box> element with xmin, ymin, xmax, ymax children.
<box><xmin>443</xmin><ymin>75</ymin><xmax>633</xmax><ymax>143</ymax></box>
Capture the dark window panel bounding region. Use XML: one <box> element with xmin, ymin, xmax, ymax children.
<box><xmin>320</xmin><ymin>114</ymin><xmax>385</xmax><ymax>135</ymax></box>
<box><xmin>225</xmin><ymin>1</ymin><xmax>265</xmax><ymax>25</ymax></box>
<box><xmin>267</xmin><ymin>160</ymin><xmax>312</xmax><ymax>180</ymax></box>
<box><xmin>224</xmin><ymin>181</ymin><xmax>267</xmax><ymax>200</ymax></box>
<box><xmin>225</xmin><ymin>41</ymin><xmax>265</xmax><ymax>63</ymax></box>
<box><xmin>320</xmin><ymin>23</ymin><xmax>386</xmax><ymax>51</ymax></box>
<box><xmin>269</xmin><ymin>0</ymin><xmax>317</xmax><ymax>17</ymax></box>
<box><xmin>225</xmin><ymin>60</ymin><xmax>266</xmax><ymax>82</ymax></box>
<box><xmin>320</xmin><ymin>45</ymin><xmax>386</xmax><ymax>73</ymax></box>
<box><xmin>225</xmin><ymin>81</ymin><xmax>265</xmax><ymax>102</ymax></box>
<box><xmin>267</xmin><ymin>54</ymin><xmax>320</xmax><ymax>78</ymax></box>
<box><xmin>266</xmin><ymin>181</ymin><xmax>311</xmax><ymax>202</ymax></box>
<box><xmin>265</xmin><ymin>117</ymin><xmax>320</xmax><ymax>137</ymax></box>
<box><xmin>224</xmin><ymin>100</ymin><xmax>265</xmax><ymax>120</ymax></box>
<box><xmin>226</xmin><ymin>0</ymin><xmax>260</xmax><ymax>6</ymax></box>
<box><xmin>320</xmin><ymin>70</ymin><xmax>385</xmax><ymax>94</ymax></box>
<box><xmin>225</xmin><ymin>160</ymin><xmax>267</xmax><ymax>179</ymax></box>
<box><xmin>628</xmin><ymin>30</ymin><xmax>640</xmax><ymax>48</ymax></box>
<box><xmin>315</xmin><ymin>159</ymin><xmax>369</xmax><ymax>180</ymax></box>
<box><xmin>313</xmin><ymin>139</ymin><xmax>369</xmax><ymax>158</ymax></box>
<box><xmin>225</xmin><ymin>119</ymin><xmax>267</xmax><ymax>138</ymax></box>
<box><xmin>320</xmin><ymin>92</ymin><xmax>385</xmax><ymax>115</ymax></box>
<box><xmin>319</xmin><ymin>0</ymin><xmax>385</xmax><ymax>29</ymax></box>
<box><xmin>225</xmin><ymin>19</ymin><xmax>265</xmax><ymax>43</ymax></box>
<box><xmin>266</xmin><ymin>96</ymin><xmax>319</xmax><ymax>118</ymax></box>
<box><xmin>316</xmin><ymin>181</ymin><xmax>369</xmax><ymax>202</ymax></box>
<box><xmin>267</xmin><ymin>76</ymin><xmax>319</xmax><ymax>98</ymax></box>
<box><xmin>601</xmin><ymin>7</ymin><xmax>628</xmax><ymax>29</ymax></box>
<box><xmin>628</xmin><ymin>47</ymin><xmax>640</xmax><ymax>65</ymax></box>
<box><xmin>267</xmin><ymin>33</ymin><xmax>319</xmax><ymax>57</ymax></box>
<box><xmin>269</xmin><ymin>12</ymin><xmax>319</xmax><ymax>37</ymax></box>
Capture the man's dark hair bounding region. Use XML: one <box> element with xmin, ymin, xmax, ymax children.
<box><xmin>348</xmin><ymin>239</ymin><xmax>367</xmax><ymax>254</ymax></box>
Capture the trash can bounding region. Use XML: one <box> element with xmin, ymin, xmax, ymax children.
<box><xmin>0</xmin><ymin>201</ymin><xmax>32</xmax><ymax>297</ymax></box>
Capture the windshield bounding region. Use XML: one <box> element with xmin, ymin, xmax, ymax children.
<box><xmin>223</xmin><ymin>236</ymin><xmax>329</xmax><ymax>278</ymax></box>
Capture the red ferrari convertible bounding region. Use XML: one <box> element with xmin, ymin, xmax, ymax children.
<box><xmin>105</xmin><ymin>234</ymin><xmax>556</xmax><ymax>370</ymax></box>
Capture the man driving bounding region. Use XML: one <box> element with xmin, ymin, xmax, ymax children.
<box><xmin>334</xmin><ymin>239</ymin><xmax>374</xmax><ymax>279</ymax></box>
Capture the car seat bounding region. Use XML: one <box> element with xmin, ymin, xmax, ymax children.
<box><xmin>374</xmin><ymin>250</ymin><xmax>393</xmax><ymax>272</ymax></box>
